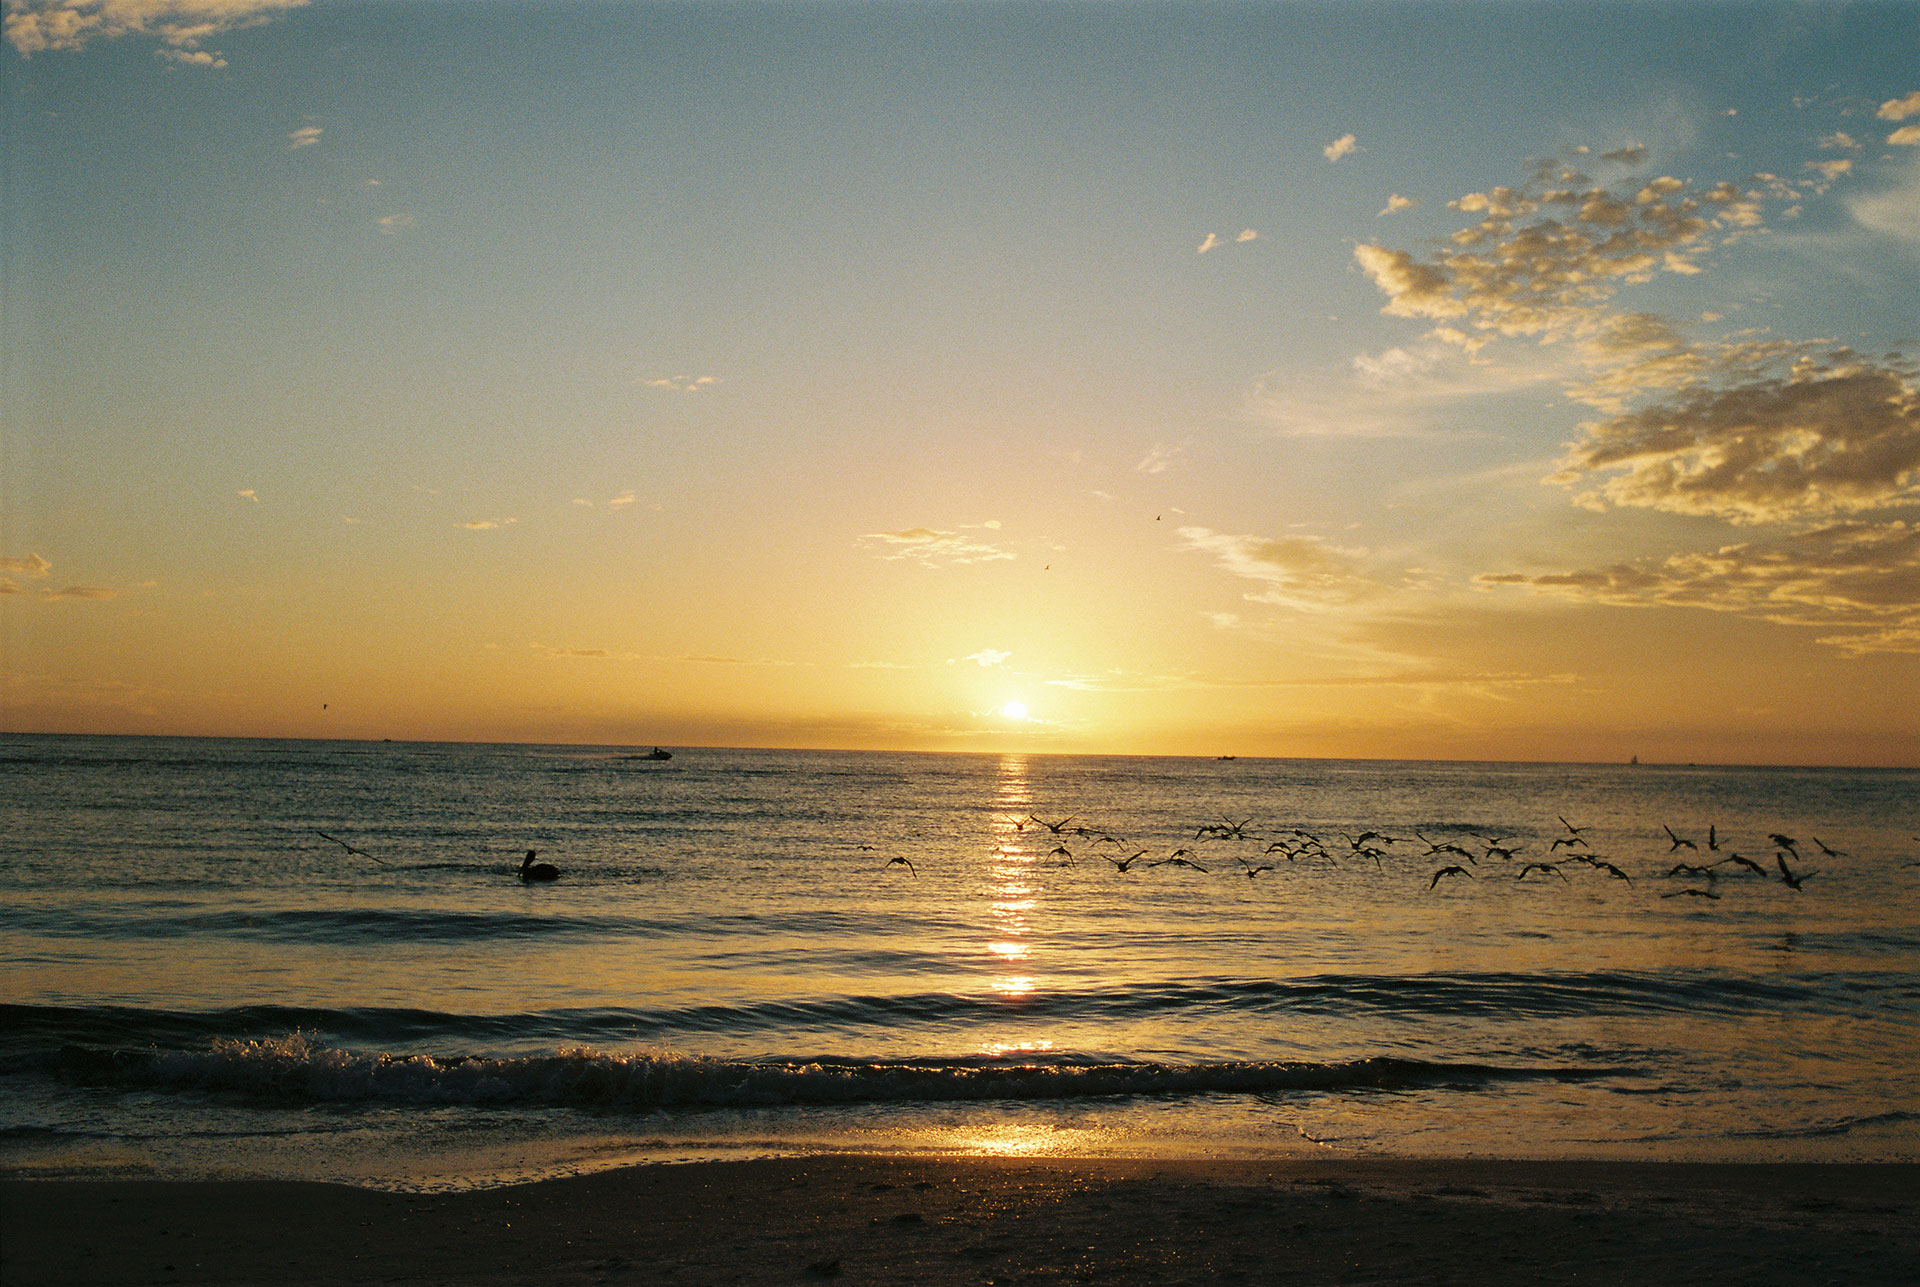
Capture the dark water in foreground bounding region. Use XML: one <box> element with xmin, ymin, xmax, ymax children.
<box><xmin>3</xmin><ymin>735</ymin><xmax>1916</xmax><ymax>1189</ymax></box>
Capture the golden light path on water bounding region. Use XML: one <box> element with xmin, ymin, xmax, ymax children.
<box><xmin>985</xmin><ymin>755</ymin><xmax>1046</xmax><ymax>1035</ymax></box>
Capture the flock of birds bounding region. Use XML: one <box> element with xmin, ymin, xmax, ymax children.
<box><xmin>865</xmin><ymin>811</ymin><xmax>1857</xmax><ymax>902</ymax></box>
<box><xmin>311</xmin><ymin>817</ymin><xmax>1900</xmax><ymax>896</ymax></box>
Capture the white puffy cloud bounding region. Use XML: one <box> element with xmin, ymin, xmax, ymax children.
<box><xmin>1890</xmin><ymin>125</ymin><xmax>1920</xmax><ymax>148</ymax></box>
<box><xmin>1323</xmin><ymin>133</ymin><xmax>1357</xmax><ymax>163</ymax></box>
<box><xmin>3</xmin><ymin>0</ymin><xmax>305</xmax><ymax>59</ymax></box>
<box><xmin>1378</xmin><ymin>194</ymin><xmax>1414</xmax><ymax>216</ymax></box>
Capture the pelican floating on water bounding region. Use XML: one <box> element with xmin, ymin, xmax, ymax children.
<box><xmin>519</xmin><ymin>850</ymin><xmax>560</xmax><ymax>882</ymax></box>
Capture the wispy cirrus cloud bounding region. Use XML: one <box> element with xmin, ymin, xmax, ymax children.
<box><xmin>3</xmin><ymin>0</ymin><xmax>306</xmax><ymax>61</ymax></box>
<box><xmin>858</xmin><ymin>527</ymin><xmax>1015</xmax><ymax>567</ymax></box>
<box><xmin>641</xmin><ymin>374</ymin><xmax>720</xmax><ymax>393</ymax></box>
<box><xmin>459</xmin><ymin>517</ymin><xmax>517</xmax><ymax>531</ymax></box>
<box><xmin>1</xmin><ymin>553</ymin><xmax>52</xmax><ymax>578</ymax></box>
<box><xmin>287</xmin><ymin>125</ymin><xmax>321</xmax><ymax>148</ymax></box>
<box><xmin>1178</xmin><ymin>525</ymin><xmax>1375</xmax><ymax>612</ymax></box>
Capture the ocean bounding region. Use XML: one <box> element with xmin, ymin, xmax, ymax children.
<box><xmin>3</xmin><ymin>734</ymin><xmax>1917</xmax><ymax>1191</ymax></box>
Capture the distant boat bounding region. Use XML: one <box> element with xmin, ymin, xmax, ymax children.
<box><xmin>647</xmin><ymin>746</ymin><xmax>672</xmax><ymax>760</ymax></box>
<box><xmin>1216</xmin><ymin>755</ymin><xmax>1237</xmax><ymax>761</ymax></box>
<box><xmin>1629</xmin><ymin>755</ymin><xmax>1639</xmax><ymax>765</ymax></box>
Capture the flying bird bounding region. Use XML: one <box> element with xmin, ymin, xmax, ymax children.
<box><xmin>885</xmin><ymin>856</ymin><xmax>917</xmax><ymax>877</ymax></box>
<box><xmin>314</xmin><ymin>829</ymin><xmax>389</xmax><ymax>865</ymax></box>
<box><xmin>1430</xmin><ymin>866</ymin><xmax>1473</xmax><ymax>888</ymax></box>
<box><xmin>1775</xmin><ymin>853</ymin><xmax>1815</xmax><ymax>890</ymax></box>
<box><xmin>1664</xmin><ymin>826</ymin><xmax>1696</xmax><ymax>852</ymax></box>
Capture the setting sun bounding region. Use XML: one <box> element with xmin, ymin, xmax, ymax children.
<box><xmin>999</xmin><ymin>701</ymin><xmax>1030</xmax><ymax>722</ymax></box>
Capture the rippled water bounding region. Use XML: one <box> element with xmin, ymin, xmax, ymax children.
<box><xmin>3</xmin><ymin>734</ymin><xmax>1916</xmax><ymax>1187</ymax></box>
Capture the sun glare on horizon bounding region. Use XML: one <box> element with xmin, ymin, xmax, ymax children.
<box><xmin>998</xmin><ymin>701</ymin><xmax>1030</xmax><ymax>721</ymax></box>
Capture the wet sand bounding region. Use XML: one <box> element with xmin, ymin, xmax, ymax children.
<box><xmin>5</xmin><ymin>1155</ymin><xmax>1917</xmax><ymax>1285</ymax></box>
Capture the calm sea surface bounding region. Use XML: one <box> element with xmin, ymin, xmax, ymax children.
<box><xmin>3</xmin><ymin>734</ymin><xmax>1917</xmax><ymax>1190</ymax></box>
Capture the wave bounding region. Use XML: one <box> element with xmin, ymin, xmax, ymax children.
<box><xmin>0</xmin><ymin>966</ymin><xmax>1890</xmax><ymax>1061</ymax></box>
<box><xmin>9</xmin><ymin>1031</ymin><xmax>1612</xmax><ymax>1111</ymax></box>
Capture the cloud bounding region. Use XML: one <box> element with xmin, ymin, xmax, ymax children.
<box><xmin>1198</xmin><ymin>230</ymin><xmax>1258</xmax><ymax>254</ymax></box>
<box><xmin>1352</xmin><ymin>163</ymin><xmax>1774</xmax><ymax>347</ymax></box>
<box><xmin>1178</xmin><ymin>525</ymin><xmax>1375</xmax><ymax>611</ymax></box>
<box><xmin>1890</xmin><ymin>125</ymin><xmax>1920</xmax><ymax>148</ymax></box>
<box><xmin>375</xmin><ymin>213</ymin><xmax>414</xmax><ymax>234</ymax></box>
<box><xmin>1849</xmin><ymin>162</ymin><xmax>1920</xmax><ymax>243</ymax></box>
<box><xmin>41</xmin><ymin>584</ymin><xmax>116</xmax><ymax>600</ymax></box>
<box><xmin>641</xmin><ymin>374</ymin><xmax>720</xmax><ymax>392</ymax></box>
<box><xmin>287</xmin><ymin>125</ymin><xmax>321</xmax><ymax>148</ymax></box>
<box><xmin>1250</xmin><ymin>339</ymin><xmax>1559</xmax><ymax>437</ymax></box>
<box><xmin>1323</xmin><ymin>133</ymin><xmax>1357</xmax><ymax>162</ymax></box>
<box><xmin>1806</xmin><ymin>158</ymin><xmax>1852</xmax><ymax>183</ymax></box>
<box><xmin>1476</xmin><ymin>520</ymin><xmax>1920</xmax><ymax>653</ymax></box>
<box><xmin>1135</xmin><ymin>442</ymin><xmax>1185</xmax><ymax>474</ymax></box>
<box><xmin>237</xmin><ymin>488</ymin><xmax>257</xmax><ymax>502</ymax></box>
<box><xmin>3</xmin><ymin>0</ymin><xmax>305</xmax><ymax>59</ymax></box>
<box><xmin>858</xmin><ymin>527</ymin><xmax>1015</xmax><ymax>567</ymax></box>
<box><xmin>0</xmin><ymin>579</ymin><xmax>21</xmax><ymax>595</ymax></box>
<box><xmin>459</xmin><ymin>517</ymin><xmax>518</xmax><ymax>530</ymax></box>
<box><xmin>1879</xmin><ymin>91</ymin><xmax>1920</xmax><ymax>122</ymax></box>
<box><xmin>1378</xmin><ymin>194</ymin><xmax>1414</xmax><ymax>217</ymax></box>
<box><xmin>962</xmin><ymin>649</ymin><xmax>1011</xmax><ymax>667</ymax></box>
<box><xmin>1820</xmin><ymin>132</ymin><xmax>1862</xmax><ymax>151</ymax></box>
<box><xmin>1</xmin><ymin>553</ymin><xmax>52</xmax><ymax>577</ymax></box>
<box><xmin>1550</xmin><ymin>346</ymin><xmax>1920</xmax><ymax>524</ymax></box>
<box><xmin>607</xmin><ymin>491</ymin><xmax>636</xmax><ymax>507</ymax></box>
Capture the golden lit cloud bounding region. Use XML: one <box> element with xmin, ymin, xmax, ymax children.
<box><xmin>459</xmin><ymin>517</ymin><xmax>518</xmax><ymax>530</ymax></box>
<box><xmin>1552</xmin><ymin>347</ymin><xmax>1920</xmax><ymax>524</ymax></box>
<box><xmin>1878</xmin><ymin>91</ymin><xmax>1920</xmax><ymax>122</ymax></box>
<box><xmin>1378</xmin><ymin>194</ymin><xmax>1414</xmax><ymax>216</ymax></box>
<box><xmin>1477</xmin><ymin>521</ymin><xmax>1920</xmax><ymax>653</ymax></box>
<box><xmin>640</xmin><ymin>374</ymin><xmax>720</xmax><ymax>392</ymax></box>
<box><xmin>1323</xmin><ymin>133</ymin><xmax>1357</xmax><ymax>162</ymax></box>
<box><xmin>858</xmin><ymin>527</ymin><xmax>1014</xmax><ymax>567</ymax></box>
<box><xmin>1</xmin><ymin>553</ymin><xmax>52</xmax><ymax>577</ymax></box>
<box><xmin>287</xmin><ymin>125</ymin><xmax>321</xmax><ymax>148</ymax></box>
<box><xmin>4</xmin><ymin>0</ymin><xmax>306</xmax><ymax>59</ymax></box>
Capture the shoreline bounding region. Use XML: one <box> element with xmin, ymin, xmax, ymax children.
<box><xmin>6</xmin><ymin>1155</ymin><xmax>1917</xmax><ymax>1285</ymax></box>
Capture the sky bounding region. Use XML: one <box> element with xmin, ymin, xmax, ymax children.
<box><xmin>3</xmin><ymin>0</ymin><xmax>1917</xmax><ymax>764</ymax></box>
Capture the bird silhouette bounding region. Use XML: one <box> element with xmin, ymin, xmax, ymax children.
<box><xmin>519</xmin><ymin>850</ymin><xmax>559</xmax><ymax>882</ymax></box>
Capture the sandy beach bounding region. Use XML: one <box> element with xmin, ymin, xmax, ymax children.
<box><xmin>5</xmin><ymin>1155</ymin><xmax>1917</xmax><ymax>1285</ymax></box>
